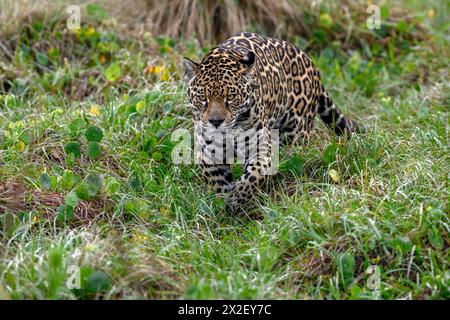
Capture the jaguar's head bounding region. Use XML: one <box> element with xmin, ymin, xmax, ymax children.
<box><xmin>182</xmin><ymin>48</ymin><xmax>256</xmax><ymax>130</ymax></box>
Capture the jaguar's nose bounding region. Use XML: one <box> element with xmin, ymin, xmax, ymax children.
<box><xmin>209</xmin><ymin>118</ymin><xmax>225</xmax><ymax>128</ymax></box>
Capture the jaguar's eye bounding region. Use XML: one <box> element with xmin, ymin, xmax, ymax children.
<box><xmin>197</xmin><ymin>94</ymin><xmax>207</xmax><ymax>103</ymax></box>
<box><xmin>227</xmin><ymin>94</ymin><xmax>237</xmax><ymax>103</ymax></box>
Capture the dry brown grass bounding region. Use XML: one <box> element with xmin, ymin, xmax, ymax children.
<box><xmin>142</xmin><ymin>0</ymin><xmax>304</xmax><ymax>44</ymax></box>
<box><xmin>138</xmin><ymin>0</ymin><xmax>429</xmax><ymax>47</ymax></box>
<box><xmin>119</xmin><ymin>254</ymin><xmax>185</xmax><ymax>299</ymax></box>
<box><xmin>0</xmin><ymin>179</ymin><xmax>113</xmax><ymax>222</ymax></box>
<box><xmin>0</xmin><ymin>0</ymin><xmax>429</xmax><ymax>49</ymax></box>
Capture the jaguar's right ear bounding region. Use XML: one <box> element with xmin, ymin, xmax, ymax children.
<box><xmin>182</xmin><ymin>57</ymin><xmax>199</xmax><ymax>82</ymax></box>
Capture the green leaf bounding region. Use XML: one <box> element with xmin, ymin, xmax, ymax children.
<box><xmin>380</xmin><ymin>5</ymin><xmax>390</xmax><ymax>19</ymax></box>
<box><xmin>104</xmin><ymin>177</ymin><xmax>121</xmax><ymax>195</ymax></box>
<box><xmin>65</xmin><ymin>191</ymin><xmax>79</xmax><ymax>207</ymax></box>
<box><xmin>85</xmin><ymin>125</ymin><xmax>103</xmax><ymax>142</ymax></box>
<box><xmin>32</xmin><ymin>22</ymin><xmax>44</xmax><ymax>33</ymax></box>
<box><xmin>57</xmin><ymin>205</ymin><xmax>74</xmax><ymax>221</ymax></box>
<box><xmin>85</xmin><ymin>271</ymin><xmax>111</xmax><ymax>293</ymax></box>
<box><xmin>152</xmin><ymin>151</ymin><xmax>162</xmax><ymax>162</ymax></box>
<box><xmin>86</xmin><ymin>141</ymin><xmax>101</xmax><ymax>159</ymax></box>
<box><xmin>167</xmin><ymin>38</ymin><xmax>176</xmax><ymax>48</ymax></box>
<box><xmin>86</xmin><ymin>173</ymin><xmax>102</xmax><ymax>197</ymax></box>
<box><xmin>312</xmin><ymin>29</ymin><xmax>327</xmax><ymax>45</ymax></box>
<box><xmin>127</xmin><ymin>176</ymin><xmax>142</xmax><ymax>192</ymax></box>
<box><xmin>104</xmin><ymin>62</ymin><xmax>122</xmax><ymax>82</ymax></box>
<box><xmin>66</xmin><ymin>152</ymin><xmax>75</xmax><ymax>168</ymax></box>
<box><xmin>323</xmin><ymin>142</ymin><xmax>337</xmax><ymax>164</ymax></box>
<box><xmin>231</xmin><ymin>165</ymin><xmax>243</xmax><ymax>180</ymax></box>
<box><xmin>36</xmin><ymin>52</ymin><xmax>49</xmax><ymax>66</ymax></box>
<box><xmin>69</xmin><ymin>118</ymin><xmax>85</xmax><ymax>133</ymax></box>
<box><xmin>156</xmin><ymin>35</ymin><xmax>166</xmax><ymax>46</ymax></box>
<box><xmin>160</xmin><ymin>116</ymin><xmax>175</xmax><ymax>129</ymax></box>
<box><xmin>391</xmin><ymin>236</ymin><xmax>412</xmax><ymax>254</ymax></box>
<box><xmin>161</xmin><ymin>101</ymin><xmax>173</xmax><ymax>113</ymax></box>
<box><xmin>86</xmin><ymin>3</ymin><xmax>107</xmax><ymax>20</ymax></box>
<box><xmin>75</xmin><ymin>182</ymin><xmax>90</xmax><ymax>200</ymax></box>
<box><xmin>61</xmin><ymin>171</ymin><xmax>78</xmax><ymax>190</ymax></box>
<box><xmin>64</xmin><ymin>141</ymin><xmax>81</xmax><ymax>158</ymax></box>
<box><xmin>136</xmin><ymin>101</ymin><xmax>146</xmax><ymax>114</ymax></box>
<box><xmin>280</xmin><ymin>155</ymin><xmax>303</xmax><ymax>175</ymax></box>
<box><xmin>319</xmin><ymin>13</ymin><xmax>333</xmax><ymax>29</ymax></box>
<box><xmin>336</xmin><ymin>253</ymin><xmax>355</xmax><ymax>289</ymax></box>
<box><xmin>39</xmin><ymin>172</ymin><xmax>52</xmax><ymax>190</ymax></box>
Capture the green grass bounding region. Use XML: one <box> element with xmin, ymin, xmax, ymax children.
<box><xmin>0</xmin><ymin>2</ymin><xmax>449</xmax><ymax>299</ymax></box>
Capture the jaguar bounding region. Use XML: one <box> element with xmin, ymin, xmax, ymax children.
<box><xmin>182</xmin><ymin>32</ymin><xmax>360</xmax><ymax>209</ymax></box>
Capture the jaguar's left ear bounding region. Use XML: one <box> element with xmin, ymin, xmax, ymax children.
<box><xmin>239</xmin><ymin>51</ymin><xmax>258</xmax><ymax>88</ymax></box>
<box><xmin>239</xmin><ymin>51</ymin><xmax>255</xmax><ymax>67</ymax></box>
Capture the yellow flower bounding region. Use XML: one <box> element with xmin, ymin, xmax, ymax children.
<box><xmin>145</xmin><ymin>65</ymin><xmax>170</xmax><ymax>81</ymax></box>
<box><xmin>16</xmin><ymin>141</ymin><xmax>25</xmax><ymax>152</ymax></box>
<box><xmin>144</xmin><ymin>65</ymin><xmax>155</xmax><ymax>75</ymax></box>
<box><xmin>160</xmin><ymin>69</ymin><xmax>170</xmax><ymax>81</ymax></box>
<box><xmin>328</xmin><ymin>169</ymin><xmax>340</xmax><ymax>183</ymax></box>
<box><xmin>427</xmin><ymin>9</ymin><xmax>435</xmax><ymax>19</ymax></box>
<box><xmin>89</xmin><ymin>104</ymin><xmax>101</xmax><ymax>116</ymax></box>
<box><xmin>131</xmin><ymin>232</ymin><xmax>148</xmax><ymax>244</ymax></box>
<box><xmin>86</xmin><ymin>27</ymin><xmax>96</xmax><ymax>37</ymax></box>
<box><xmin>154</xmin><ymin>66</ymin><xmax>163</xmax><ymax>74</ymax></box>
<box><xmin>32</xmin><ymin>216</ymin><xmax>38</xmax><ymax>223</ymax></box>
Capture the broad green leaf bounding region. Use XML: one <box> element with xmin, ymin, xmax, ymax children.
<box><xmin>86</xmin><ymin>173</ymin><xmax>102</xmax><ymax>197</ymax></box>
<box><xmin>36</xmin><ymin>52</ymin><xmax>49</xmax><ymax>66</ymax></box>
<box><xmin>57</xmin><ymin>205</ymin><xmax>74</xmax><ymax>221</ymax></box>
<box><xmin>85</xmin><ymin>271</ymin><xmax>111</xmax><ymax>293</ymax></box>
<box><xmin>69</xmin><ymin>118</ymin><xmax>85</xmax><ymax>133</ymax></box>
<box><xmin>65</xmin><ymin>191</ymin><xmax>79</xmax><ymax>207</ymax></box>
<box><xmin>87</xmin><ymin>141</ymin><xmax>101</xmax><ymax>159</ymax></box>
<box><xmin>75</xmin><ymin>182</ymin><xmax>90</xmax><ymax>200</ymax></box>
<box><xmin>280</xmin><ymin>155</ymin><xmax>303</xmax><ymax>176</ymax></box>
<box><xmin>64</xmin><ymin>141</ymin><xmax>81</xmax><ymax>158</ymax></box>
<box><xmin>85</xmin><ymin>125</ymin><xmax>103</xmax><ymax>142</ymax></box>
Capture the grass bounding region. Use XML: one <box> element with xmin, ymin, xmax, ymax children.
<box><xmin>0</xmin><ymin>1</ymin><xmax>449</xmax><ymax>299</ymax></box>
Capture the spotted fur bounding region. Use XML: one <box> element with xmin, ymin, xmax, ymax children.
<box><xmin>183</xmin><ymin>32</ymin><xmax>359</xmax><ymax>210</ymax></box>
